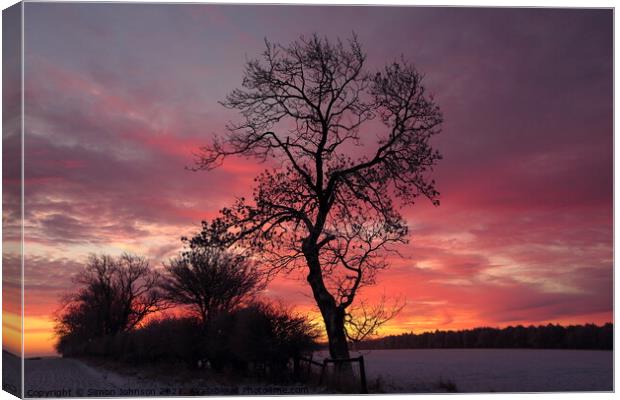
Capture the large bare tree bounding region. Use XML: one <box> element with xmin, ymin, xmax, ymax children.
<box><xmin>192</xmin><ymin>34</ymin><xmax>442</xmax><ymax>360</ymax></box>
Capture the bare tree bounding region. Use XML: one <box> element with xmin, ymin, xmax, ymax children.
<box><xmin>55</xmin><ymin>254</ymin><xmax>167</xmax><ymax>351</ymax></box>
<box><xmin>192</xmin><ymin>34</ymin><xmax>442</xmax><ymax>360</ymax></box>
<box><xmin>344</xmin><ymin>294</ymin><xmax>405</xmax><ymax>343</ymax></box>
<box><xmin>160</xmin><ymin>243</ymin><xmax>264</xmax><ymax>325</ymax></box>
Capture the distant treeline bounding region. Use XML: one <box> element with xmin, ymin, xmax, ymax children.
<box><xmin>356</xmin><ymin>323</ymin><xmax>613</xmax><ymax>350</ymax></box>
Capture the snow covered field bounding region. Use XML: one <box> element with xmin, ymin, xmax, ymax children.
<box><xmin>343</xmin><ymin>349</ymin><xmax>613</xmax><ymax>392</ymax></box>
<box><xmin>22</xmin><ymin>349</ymin><xmax>612</xmax><ymax>396</ymax></box>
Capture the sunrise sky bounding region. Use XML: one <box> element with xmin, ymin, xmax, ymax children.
<box><xmin>4</xmin><ymin>4</ymin><xmax>612</xmax><ymax>356</ymax></box>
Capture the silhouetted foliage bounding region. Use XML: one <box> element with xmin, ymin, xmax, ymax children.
<box><xmin>54</xmin><ymin>254</ymin><xmax>167</xmax><ymax>355</ymax></box>
<box><xmin>125</xmin><ymin>317</ymin><xmax>205</xmax><ymax>364</ymax></box>
<box><xmin>206</xmin><ymin>302</ymin><xmax>320</xmax><ymax>378</ymax></box>
<box><xmin>193</xmin><ymin>33</ymin><xmax>442</xmax><ymax>360</ymax></box>
<box><xmin>57</xmin><ymin>316</ymin><xmax>204</xmax><ymax>364</ymax></box>
<box><xmin>55</xmin><ymin>304</ymin><xmax>318</xmax><ymax>381</ymax></box>
<box><xmin>355</xmin><ymin>323</ymin><xmax>613</xmax><ymax>350</ymax></box>
<box><xmin>160</xmin><ymin>243</ymin><xmax>264</xmax><ymax>325</ymax></box>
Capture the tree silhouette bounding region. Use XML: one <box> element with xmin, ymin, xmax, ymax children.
<box><xmin>55</xmin><ymin>254</ymin><xmax>167</xmax><ymax>353</ymax></box>
<box><xmin>193</xmin><ymin>34</ymin><xmax>442</xmax><ymax>360</ymax></box>
<box><xmin>160</xmin><ymin>242</ymin><xmax>264</xmax><ymax>325</ymax></box>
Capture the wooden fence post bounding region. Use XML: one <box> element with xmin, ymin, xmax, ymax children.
<box><xmin>358</xmin><ymin>356</ymin><xmax>368</xmax><ymax>394</ymax></box>
<box><xmin>318</xmin><ymin>359</ymin><xmax>328</xmax><ymax>386</ymax></box>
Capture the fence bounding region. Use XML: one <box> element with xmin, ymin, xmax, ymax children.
<box><xmin>294</xmin><ymin>355</ymin><xmax>368</xmax><ymax>394</ymax></box>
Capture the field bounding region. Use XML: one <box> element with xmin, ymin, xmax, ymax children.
<box><xmin>21</xmin><ymin>348</ymin><xmax>613</xmax><ymax>396</ymax></box>
<box><xmin>348</xmin><ymin>349</ymin><xmax>613</xmax><ymax>392</ymax></box>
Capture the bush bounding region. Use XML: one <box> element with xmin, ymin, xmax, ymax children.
<box><xmin>207</xmin><ymin>302</ymin><xmax>319</xmax><ymax>377</ymax></box>
<box><xmin>128</xmin><ymin>317</ymin><xmax>205</xmax><ymax>364</ymax></box>
<box><xmin>56</xmin><ymin>302</ymin><xmax>318</xmax><ymax>381</ymax></box>
<box><xmin>59</xmin><ymin>317</ymin><xmax>205</xmax><ymax>366</ymax></box>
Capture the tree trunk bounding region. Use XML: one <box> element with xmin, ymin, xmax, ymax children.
<box><xmin>303</xmin><ymin>243</ymin><xmax>350</xmax><ymax>361</ymax></box>
<box><xmin>323</xmin><ymin>307</ymin><xmax>350</xmax><ymax>360</ymax></box>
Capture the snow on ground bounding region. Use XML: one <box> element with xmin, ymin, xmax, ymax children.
<box><xmin>24</xmin><ymin>358</ymin><xmax>230</xmax><ymax>397</ymax></box>
<box><xmin>22</xmin><ymin>349</ymin><xmax>613</xmax><ymax>396</ymax></box>
<box><xmin>24</xmin><ymin>357</ymin><xmax>311</xmax><ymax>397</ymax></box>
<box><xmin>321</xmin><ymin>349</ymin><xmax>613</xmax><ymax>392</ymax></box>
<box><xmin>25</xmin><ymin>358</ymin><xmax>118</xmax><ymax>397</ymax></box>
<box><xmin>3</xmin><ymin>351</ymin><xmax>21</xmax><ymax>396</ymax></box>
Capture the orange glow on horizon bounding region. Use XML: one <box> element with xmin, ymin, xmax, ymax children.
<box><xmin>24</xmin><ymin>315</ymin><xmax>57</xmax><ymax>357</ymax></box>
<box><xmin>3</xmin><ymin>312</ymin><xmax>22</xmax><ymax>356</ymax></box>
<box><xmin>20</xmin><ymin>307</ymin><xmax>613</xmax><ymax>357</ymax></box>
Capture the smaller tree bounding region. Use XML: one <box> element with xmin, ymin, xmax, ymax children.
<box><xmin>160</xmin><ymin>242</ymin><xmax>264</xmax><ymax>325</ymax></box>
<box><xmin>55</xmin><ymin>253</ymin><xmax>167</xmax><ymax>354</ymax></box>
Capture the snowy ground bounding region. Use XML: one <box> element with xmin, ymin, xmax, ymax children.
<box><xmin>24</xmin><ymin>357</ymin><xmax>313</xmax><ymax>397</ymax></box>
<box><xmin>22</xmin><ymin>349</ymin><xmax>613</xmax><ymax>396</ymax></box>
<box><xmin>24</xmin><ymin>358</ymin><xmax>240</xmax><ymax>397</ymax></box>
<box><xmin>333</xmin><ymin>349</ymin><xmax>613</xmax><ymax>393</ymax></box>
<box><xmin>2</xmin><ymin>351</ymin><xmax>21</xmax><ymax>396</ymax></box>
<box><xmin>26</xmin><ymin>358</ymin><xmax>119</xmax><ymax>397</ymax></box>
